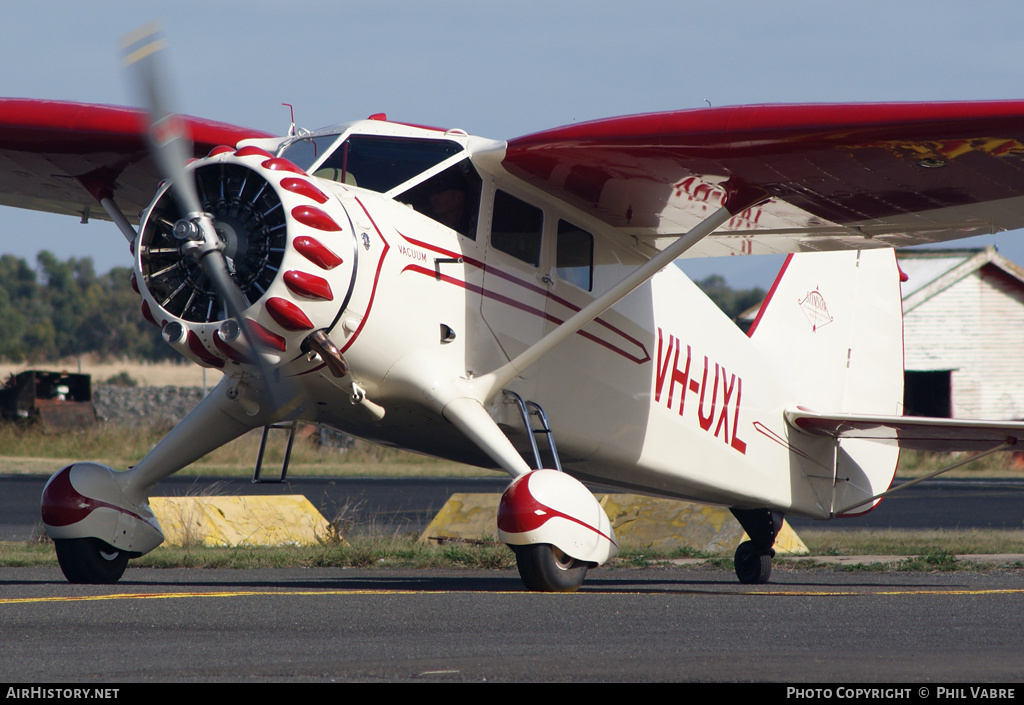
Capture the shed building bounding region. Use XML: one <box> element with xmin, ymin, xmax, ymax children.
<box><xmin>898</xmin><ymin>246</ymin><xmax>1024</xmax><ymax>420</ymax></box>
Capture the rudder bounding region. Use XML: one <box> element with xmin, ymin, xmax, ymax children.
<box><xmin>748</xmin><ymin>249</ymin><xmax>904</xmax><ymax>515</ymax></box>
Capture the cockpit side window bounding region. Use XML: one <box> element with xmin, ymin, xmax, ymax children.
<box><xmin>279</xmin><ymin>136</ymin><xmax>337</xmax><ymax>171</ymax></box>
<box><xmin>396</xmin><ymin>159</ymin><xmax>482</xmax><ymax>239</ymax></box>
<box><xmin>312</xmin><ymin>135</ymin><xmax>463</xmax><ymax>193</ymax></box>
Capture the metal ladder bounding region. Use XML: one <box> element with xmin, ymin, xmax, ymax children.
<box><xmin>503</xmin><ymin>390</ymin><xmax>562</xmax><ymax>472</ymax></box>
<box><xmin>252</xmin><ymin>420</ymin><xmax>298</xmax><ymax>483</ymax></box>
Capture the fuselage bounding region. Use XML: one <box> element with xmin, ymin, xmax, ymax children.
<box><xmin>134</xmin><ymin>117</ymin><xmax>852</xmax><ymax>520</ymax></box>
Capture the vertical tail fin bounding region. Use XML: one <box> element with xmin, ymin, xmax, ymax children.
<box><xmin>748</xmin><ymin>249</ymin><xmax>904</xmax><ymax>515</ymax></box>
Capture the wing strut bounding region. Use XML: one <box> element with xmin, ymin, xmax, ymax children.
<box><xmin>475</xmin><ymin>195</ymin><xmax>761</xmax><ymax>401</ymax></box>
<box><xmin>442</xmin><ymin>188</ymin><xmax>763</xmax><ymax>479</ymax></box>
<box><xmin>98</xmin><ymin>197</ymin><xmax>139</xmax><ymax>243</ymax></box>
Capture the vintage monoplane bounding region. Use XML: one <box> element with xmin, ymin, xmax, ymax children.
<box><xmin>7</xmin><ymin>27</ymin><xmax>1024</xmax><ymax>590</ymax></box>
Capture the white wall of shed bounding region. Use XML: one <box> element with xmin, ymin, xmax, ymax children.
<box><xmin>903</xmin><ymin>266</ymin><xmax>1024</xmax><ymax>419</ymax></box>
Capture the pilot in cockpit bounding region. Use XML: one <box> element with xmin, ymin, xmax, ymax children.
<box><xmin>408</xmin><ymin>162</ymin><xmax>480</xmax><ymax>238</ymax></box>
<box><xmin>427</xmin><ymin>168</ymin><xmax>468</xmax><ymax>230</ymax></box>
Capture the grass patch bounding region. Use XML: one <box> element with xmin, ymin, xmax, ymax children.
<box><xmin>0</xmin><ymin>535</ymin><xmax>518</xmax><ymax>571</ymax></box>
<box><xmin>897</xmin><ymin>449</ymin><xmax>1024</xmax><ymax>478</ymax></box>
<box><xmin>896</xmin><ymin>549</ymin><xmax>960</xmax><ymax>571</ymax></box>
<box><xmin>615</xmin><ymin>544</ymin><xmax>712</xmax><ymax>568</ymax></box>
<box><xmin>0</xmin><ymin>541</ymin><xmax>57</xmax><ymax>567</ymax></box>
<box><xmin>4</xmin><ymin>529</ymin><xmax>1024</xmax><ymax>572</ymax></box>
<box><xmin>798</xmin><ymin>529</ymin><xmax>1024</xmax><ymax>556</ymax></box>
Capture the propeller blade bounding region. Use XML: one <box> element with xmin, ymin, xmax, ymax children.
<box><xmin>121</xmin><ymin>24</ymin><xmax>308</xmax><ymax>421</ymax></box>
<box><xmin>121</xmin><ymin>23</ymin><xmax>203</xmax><ymax>219</ymax></box>
<box><xmin>122</xmin><ymin>27</ymin><xmax>267</xmax><ymax>370</ymax></box>
<box><xmin>123</xmin><ymin>25</ymin><xmax>252</xmax><ymax>325</ymax></box>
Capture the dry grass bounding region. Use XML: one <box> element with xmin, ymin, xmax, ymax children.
<box><xmin>0</xmin><ymin>421</ymin><xmax>491</xmax><ymax>477</ymax></box>
<box><xmin>798</xmin><ymin>528</ymin><xmax>1024</xmax><ymax>556</ymax></box>
<box><xmin>161</xmin><ymin>479</ymin><xmax>232</xmax><ymax>548</ymax></box>
<box><xmin>897</xmin><ymin>449</ymin><xmax>1024</xmax><ymax>478</ymax></box>
<box><xmin>0</xmin><ymin>534</ymin><xmax>519</xmax><ymax>571</ymax></box>
<box><xmin>1</xmin><ymin>355</ymin><xmax>221</xmax><ymax>388</ymax></box>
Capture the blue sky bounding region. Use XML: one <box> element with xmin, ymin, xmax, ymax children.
<box><xmin>4</xmin><ymin>0</ymin><xmax>1024</xmax><ymax>288</ymax></box>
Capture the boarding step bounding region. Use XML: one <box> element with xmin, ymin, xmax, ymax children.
<box><xmin>503</xmin><ymin>390</ymin><xmax>563</xmax><ymax>472</ymax></box>
<box><xmin>252</xmin><ymin>421</ymin><xmax>298</xmax><ymax>483</ymax></box>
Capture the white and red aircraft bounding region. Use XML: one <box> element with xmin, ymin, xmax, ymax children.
<box><xmin>8</xmin><ymin>28</ymin><xmax>1024</xmax><ymax>590</ymax></box>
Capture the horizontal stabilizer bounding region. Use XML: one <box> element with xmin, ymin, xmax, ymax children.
<box><xmin>786</xmin><ymin>407</ymin><xmax>1024</xmax><ymax>452</ymax></box>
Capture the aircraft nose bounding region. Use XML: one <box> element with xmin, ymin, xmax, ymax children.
<box><xmin>133</xmin><ymin>147</ymin><xmax>356</xmax><ymax>370</ymax></box>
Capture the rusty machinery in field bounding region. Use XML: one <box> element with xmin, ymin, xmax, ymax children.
<box><xmin>0</xmin><ymin>370</ymin><xmax>96</xmax><ymax>432</ymax></box>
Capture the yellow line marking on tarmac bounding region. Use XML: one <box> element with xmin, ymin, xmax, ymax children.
<box><xmin>2</xmin><ymin>587</ymin><xmax>1024</xmax><ymax>605</ymax></box>
<box><xmin>0</xmin><ymin>589</ymin><xmax>434</xmax><ymax>605</ymax></box>
<box><xmin>744</xmin><ymin>589</ymin><xmax>1024</xmax><ymax>596</ymax></box>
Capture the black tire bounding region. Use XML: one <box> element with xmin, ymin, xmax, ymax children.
<box><xmin>54</xmin><ymin>538</ymin><xmax>129</xmax><ymax>584</ymax></box>
<box><xmin>513</xmin><ymin>543</ymin><xmax>589</xmax><ymax>592</ymax></box>
<box><xmin>734</xmin><ymin>540</ymin><xmax>773</xmax><ymax>584</ymax></box>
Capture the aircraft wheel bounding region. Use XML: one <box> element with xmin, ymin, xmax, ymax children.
<box><xmin>734</xmin><ymin>540</ymin><xmax>773</xmax><ymax>584</ymax></box>
<box><xmin>54</xmin><ymin>538</ymin><xmax>129</xmax><ymax>584</ymax></box>
<box><xmin>513</xmin><ymin>544</ymin><xmax>589</xmax><ymax>592</ymax></box>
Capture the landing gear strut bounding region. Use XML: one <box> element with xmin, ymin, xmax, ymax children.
<box><xmin>729</xmin><ymin>507</ymin><xmax>783</xmax><ymax>584</ymax></box>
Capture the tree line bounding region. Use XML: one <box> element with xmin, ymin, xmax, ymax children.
<box><xmin>0</xmin><ymin>252</ymin><xmax>171</xmax><ymax>362</ymax></box>
<box><xmin>0</xmin><ymin>252</ymin><xmax>766</xmax><ymax>362</ymax></box>
<box><xmin>694</xmin><ymin>274</ymin><xmax>766</xmax><ymax>327</ymax></box>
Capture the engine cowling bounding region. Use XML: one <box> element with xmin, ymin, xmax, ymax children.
<box><xmin>134</xmin><ymin>146</ymin><xmax>357</xmax><ymax>369</ymax></box>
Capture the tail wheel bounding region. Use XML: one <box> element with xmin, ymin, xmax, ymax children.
<box><xmin>54</xmin><ymin>538</ymin><xmax>130</xmax><ymax>584</ymax></box>
<box><xmin>512</xmin><ymin>544</ymin><xmax>589</xmax><ymax>592</ymax></box>
<box><xmin>734</xmin><ymin>540</ymin><xmax>773</xmax><ymax>584</ymax></box>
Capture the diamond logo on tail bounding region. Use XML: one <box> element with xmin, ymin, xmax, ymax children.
<box><xmin>798</xmin><ymin>288</ymin><xmax>833</xmax><ymax>331</ymax></box>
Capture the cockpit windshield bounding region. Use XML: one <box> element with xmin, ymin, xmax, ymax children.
<box><xmin>288</xmin><ymin>134</ymin><xmax>464</xmax><ymax>194</ymax></box>
<box><xmin>279</xmin><ymin>131</ymin><xmax>479</xmax><ymax>236</ymax></box>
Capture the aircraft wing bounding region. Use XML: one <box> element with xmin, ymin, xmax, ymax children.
<box><xmin>0</xmin><ymin>99</ymin><xmax>272</xmax><ymax>223</ymax></box>
<box><xmin>503</xmin><ymin>101</ymin><xmax>1024</xmax><ymax>258</ymax></box>
<box><xmin>785</xmin><ymin>406</ymin><xmax>1024</xmax><ymax>453</ymax></box>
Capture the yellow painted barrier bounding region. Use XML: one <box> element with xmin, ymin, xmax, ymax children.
<box><xmin>150</xmin><ymin>495</ymin><xmax>330</xmax><ymax>547</ymax></box>
<box><xmin>421</xmin><ymin>493</ymin><xmax>502</xmax><ymax>542</ymax></box>
<box><xmin>600</xmin><ymin>494</ymin><xmax>807</xmax><ymax>555</ymax></box>
<box><xmin>421</xmin><ymin>492</ymin><xmax>807</xmax><ymax>555</ymax></box>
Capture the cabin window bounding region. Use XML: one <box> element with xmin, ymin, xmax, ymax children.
<box><xmin>395</xmin><ymin>159</ymin><xmax>482</xmax><ymax>239</ymax></box>
<box><xmin>311</xmin><ymin>135</ymin><xmax>463</xmax><ymax>193</ymax></box>
<box><xmin>491</xmin><ymin>190</ymin><xmax>543</xmax><ymax>266</ymax></box>
<box><xmin>556</xmin><ymin>220</ymin><xmax>593</xmax><ymax>291</ymax></box>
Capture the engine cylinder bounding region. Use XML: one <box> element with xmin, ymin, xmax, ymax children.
<box><xmin>135</xmin><ymin>148</ymin><xmax>357</xmax><ymax>369</ymax></box>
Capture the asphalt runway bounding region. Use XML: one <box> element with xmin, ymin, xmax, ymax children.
<box><xmin>1</xmin><ymin>565</ymin><xmax>1022</xmax><ymax>682</ymax></box>
<box><xmin>3</xmin><ymin>474</ymin><xmax>1022</xmax><ymax>683</ymax></box>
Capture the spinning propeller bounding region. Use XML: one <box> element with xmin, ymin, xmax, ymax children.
<box><xmin>122</xmin><ymin>24</ymin><xmax>251</xmax><ymax>336</ymax></box>
<box><xmin>121</xmin><ymin>23</ymin><xmax>308</xmax><ymax>417</ymax></box>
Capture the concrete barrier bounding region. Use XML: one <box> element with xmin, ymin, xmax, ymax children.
<box><xmin>150</xmin><ymin>495</ymin><xmax>330</xmax><ymax>547</ymax></box>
